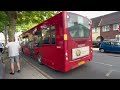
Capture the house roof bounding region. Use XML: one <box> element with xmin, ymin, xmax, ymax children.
<box><xmin>91</xmin><ymin>16</ymin><xmax>102</xmax><ymax>28</ymax></box>
<box><xmin>91</xmin><ymin>11</ymin><xmax>120</xmax><ymax>27</ymax></box>
<box><xmin>99</xmin><ymin>11</ymin><xmax>120</xmax><ymax>26</ymax></box>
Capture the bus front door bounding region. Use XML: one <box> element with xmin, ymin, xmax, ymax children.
<box><xmin>27</xmin><ymin>41</ymin><xmax>34</xmax><ymax>58</ymax></box>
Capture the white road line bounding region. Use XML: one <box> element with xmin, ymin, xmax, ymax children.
<box><xmin>112</xmin><ymin>70</ymin><xmax>120</xmax><ymax>73</ymax></box>
<box><xmin>106</xmin><ymin>70</ymin><xmax>120</xmax><ymax>77</ymax></box>
<box><xmin>105</xmin><ymin>70</ymin><xmax>113</xmax><ymax>77</ymax></box>
<box><xmin>92</xmin><ymin>61</ymin><xmax>113</xmax><ymax>66</ymax></box>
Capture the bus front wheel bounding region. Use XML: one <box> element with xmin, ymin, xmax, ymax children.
<box><xmin>37</xmin><ymin>54</ymin><xmax>43</xmax><ymax>65</ymax></box>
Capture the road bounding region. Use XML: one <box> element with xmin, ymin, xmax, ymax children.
<box><xmin>21</xmin><ymin>48</ymin><xmax>120</xmax><ymax>79</ymax></box>
<box><xmin>0</xmin><ymin>62</ymin><xmax>5</xmax><ymax>79</ymax></box>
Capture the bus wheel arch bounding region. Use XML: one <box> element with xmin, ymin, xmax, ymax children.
<box><xmin>37</xmin><ymin>53</ymin><xmax>43</xmax><ymax>65</ymax></box>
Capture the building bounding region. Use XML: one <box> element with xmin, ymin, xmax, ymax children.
<box><xmin>99</xmin><ymin>11</ymin><xmax>120</xmax><ymax>41</ymax></box>
<box><xmin>91</xmin><ymin>16</ymin><xmax>102</xmax><ymax>42</ymax></box>
<box><xmin>91</xmin><ymin>11</ymin><xmax>120</xmax><ymax>42</ymax></box>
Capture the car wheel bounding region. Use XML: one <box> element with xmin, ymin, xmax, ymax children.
<box><xmin>100</xmin><ymin>49</ymin><xmax>105</xmax><ymax>53</ymax></box>
<box><xmin>37</xmin><ymin>54</ymin><xmax>43</xmax><ymax>65</ymax></box>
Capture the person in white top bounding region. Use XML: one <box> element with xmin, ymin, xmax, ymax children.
<box><xmin>6</xmin><ymin>38</ymin><xmax>21</xmax><ymax>75</ymax></box>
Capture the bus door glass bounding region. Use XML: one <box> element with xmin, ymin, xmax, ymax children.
<box><xmin>27</xmin><ymin>41</ymin><xmax>34</xmax><ymax>57</ymax></box>
<box><xmin>22</xmin><ymin>37</ymin><xmax>30</xmax><ymax>55</ymax></box>
<box><xmin>34</xmin><ymin>31</ymin><xmax>42</xmax><ymax>47</ymax></box>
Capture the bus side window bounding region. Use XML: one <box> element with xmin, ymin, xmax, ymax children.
<box><xmin>34</xmin><ymin>31</ymin><xmax>42</xmax><ymax>47</ymax></box>
<box><xmin>42</xmin><ymin>27</ymin><xmax>50</xmax><ymax>44</ymax></box>
<box><xmin>51</xmin><ymin>26</ymin><xmax>56</xmax><ymax>45</ymax></box>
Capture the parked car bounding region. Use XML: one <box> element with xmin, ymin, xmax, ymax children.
<box><xmin>99</xmin><ymin>41</ymin><xmax>120</xmax><ymax>53</ymax></box>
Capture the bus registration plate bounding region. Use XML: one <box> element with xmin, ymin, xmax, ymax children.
<box><xmin>78</xmin><ymin>61</ymin><xmax>85</xmax><ymax>65</ymax></box>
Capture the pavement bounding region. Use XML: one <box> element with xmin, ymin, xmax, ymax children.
<box><xmin>0</xmin><ymin>52</ymin><xmax>5</xmax><ymax>79</ymax></box>
<box><xmin>0</xmin><ymin>62</ymin><xmax>5</xmax><ymax>79</ymax></box>
<box><xmin>3</xmin><ymin>55</ymin><xmax>50</xmax><ymax>79</ymax></box>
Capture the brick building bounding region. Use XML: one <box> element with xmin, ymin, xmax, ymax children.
<box><xmin>91</xmin><ymin>11</ymin><xmax>120</xmax><ymax>42</ymax></box>
<box><xmin>91</xmin><ymin>16</ymin><xmax>102</xmax><ymax>42</ymax></box>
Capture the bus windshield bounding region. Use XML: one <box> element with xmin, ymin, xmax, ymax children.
<box><xmin>66</xmin><ymin>13</ymin><xmax>91</xmax><ymax>38</ymax></box>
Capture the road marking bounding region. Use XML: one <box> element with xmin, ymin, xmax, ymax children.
<box><xmin>111</xmin><ymin>70</ymin><xmax>120</xmax><ymax>73</ymax></box>
<box><xmin>20</xmin><ymin>55</ymin><xmax>53</xmax><ymax>79</ymax></box>
<box><xmin>107</xmin><ymin>54</ymin><xmax>120</xmax><ymax>57</ymax></box>
<box><xmin>106</xmin><ymin>70</ymin><xmax>120</xmax><ymax>77</ymax></box>
<box><xmin>92</xmin><ymin>61</ymin><xmax>113</xmax><ymax>66</ymax></box>
<box><xmin>105</xmin><ymin>70</ymin><xmax>113</xmax><ymax>77</ymax></box>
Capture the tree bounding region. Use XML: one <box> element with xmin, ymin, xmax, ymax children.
<box><xmin>0</xmin><ymin>11</ymin><xmax>8</xmax><ymax>32</ymax></box>
<box><xmin>16</xmin><ymin>11</ymin><xmax>60</xmax><ymax>32</ymax></box>
<box><xmin>0</xmin><ymin>11</ymin><xmax>60</xmax><ymax>42</ymax></box>
<box><xmin>5</xmin><ymin>11</ymin><xmax>17</xmax><ymax>42</ymax></box>
<box><xmin>0</xmin><ymin>11</ymin><xmax>9</xmax><ymax>45</ymax></box>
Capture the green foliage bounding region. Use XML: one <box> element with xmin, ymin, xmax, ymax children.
<box><xmin>0</xmin><ymin>11</ymin><xmax>8</xmax><ymax>32</ymax></box>
<box><xmin>0</xmin><ymin>11</ymin><xmax>60</xmax><ymax>43</ymax></box>
<box><xmin>0</xmin><ymin>11</ymin><xmax>60</xmax><ymax>33</ymax></box>
<box><xmin>17</xmin><ymin>11</ymin><xmax>60</xmax><ymax>32</ymax></box>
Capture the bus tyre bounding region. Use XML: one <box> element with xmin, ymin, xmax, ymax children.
<box><xmin>37</xmin><ymin>54</ymin><xmax>43</xmax><ymax>65</ymax></box>
<box><xmin>100</xmin><ymin>49</ymin><xmax>104</xmax><ymax>53</ymax></box>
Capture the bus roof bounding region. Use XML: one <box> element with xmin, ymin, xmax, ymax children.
<box><xmin>20</xmin><ymin>11</ymin><xmax>91</xmax><ymax>37</ymax></box>
<box><xmin>21</xmin><ymin>11</ymin><xmax>63</xmax><ymax>36</ymax></box>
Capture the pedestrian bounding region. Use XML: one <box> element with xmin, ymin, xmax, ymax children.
<box><xmin>5</xmin><ymin>38</ymin><xmax>21</xmax><ymax>75</ymax></box>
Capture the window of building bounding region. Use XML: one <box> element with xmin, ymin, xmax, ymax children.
<box><xmin>92</xmin><ymin>27</ymin><xmax>99</xmax><ymax>33</ymax></box>
<box><xmin>92</xmin><ymin>28</ymin><xmax>95</xmax><ymax>33</ymax></box>
<box><xmin>102</xmin><ymin>25</ymin><xmax>110</xmax><ymax>32</ymax></box>
<box><xmin>113</xmin><ymin>24</ymin><xmax>119</xmax><ymax>30</ymax></box>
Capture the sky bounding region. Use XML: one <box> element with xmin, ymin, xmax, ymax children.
<box><xmin>69</xmin><ymin>11</ymin><xmax>118</xmax><ymax>19</ymax></box>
